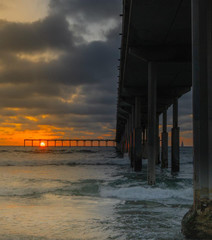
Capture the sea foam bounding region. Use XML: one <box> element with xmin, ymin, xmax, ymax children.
<box><xmin>100</xmin><ymin>185</ymin><xmax>193</xmax><ymax>202</ymax></box>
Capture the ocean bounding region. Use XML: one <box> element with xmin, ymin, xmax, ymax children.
<box><xmin>0</xmin><ymin>146</ymin><xmax>193</xmax><ymax>240</ymax></box>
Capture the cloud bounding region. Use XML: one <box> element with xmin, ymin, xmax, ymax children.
<box><xmin>0</xmin><ymin>1</ymin><xmax>121</xmax><ymax>142</ymax></box>
<box><xmin>49</xmin><ymin>0</ymin><xmax>121</xmax><ymax>22</ymax></box>
<box><xmin>49</xmin><ymin>0</ymin><xmax>122</xmax><ymax>42</ymax></box>
<box><xmin>0</xmin><ymin>14</ymin><xmax>73</xmax><ymax>52</ymax></box>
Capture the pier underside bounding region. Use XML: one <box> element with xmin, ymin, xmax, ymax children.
<box><xmin>116</xmin><ymin>0</ymin><xmax>212</xmax><ymax>238</ymax></box>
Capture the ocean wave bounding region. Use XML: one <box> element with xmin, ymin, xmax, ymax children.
<box><xmin>0</xmin><ymin>161</ymin><xmax>128</xmax><ymax>167</ymax></box>
<box><xmin>6</xmin><ymin>148</ymin><xmax>105</xmax><ymax>154</ymax></box>
<box><xmin>0</xmin><ymin>178</ymin><xmax>104</xmax><ymax>198</ymax></box>
<box><xmin>0</xmin><ymin>150</ymin><xmax>10</xmax><ymax>153</ymax></box>
<box><xmin>100</xmin><ymin>186</ymin><xmax>193</xmax><ymax>202</ymax></box>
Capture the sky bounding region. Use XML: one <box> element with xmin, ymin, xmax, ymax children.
<box><xmin>0</xmin><ymin>0</ymin><xmax>192</xmax><ymax>146</ymax></box>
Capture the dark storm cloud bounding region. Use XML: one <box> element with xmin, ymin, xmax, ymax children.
<box><xmin>0</xmin><ymin>37</ymin><xmax>119</xmax><ymax>90</ymax></box>
<box><xmin>49</xmin><ymin>0</ymin><xmax>121</xmax><ymax>22</ymax></box>
<box><xmin>0</xmin><ymin>0</ymin><xmax>123</xmax><ymax>138</ymax></box>
<box><xmin>0</xmin><ymin>33</ymin><xmax>119</xmax><ymax>115</ymax></box>
<box><xmin>44</xmin><ymin>39</ymin><xmax>119</xmax><ymax>86</ymax></box>
<box><xmin>0</xmin><ymin>14</ymin><xmax>120</xmax><ymax>88</ymax></box>
<box><xmin>0</xmin><ymin>14</ymin><xmax>73</xmax><ymax>52</ymax></box>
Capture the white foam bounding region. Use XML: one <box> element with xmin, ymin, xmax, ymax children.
<box><xmin>100</xmin><ymin>186</ymin><xmax>193</xmax><ymax>202</ymax></box>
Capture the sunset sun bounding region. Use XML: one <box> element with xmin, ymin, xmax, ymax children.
<box><xmin>40</xmin><ymin>142</ymin><xmax>46</xmax><ymax>147</ymax></box>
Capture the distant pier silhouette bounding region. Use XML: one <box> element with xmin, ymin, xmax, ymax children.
<box><xmin>24</xmin><ymin>139</ymin><xmax>116</xmax><ymax>147</ymax></box>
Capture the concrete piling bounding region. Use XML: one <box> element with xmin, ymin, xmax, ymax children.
<box><xmin>142</xmin><ymin>127</ymin><xmax>148</xmax><ymax>159</ymax></box>
<box><xmin>156</xmin><ymin>115</ymin><xmax>160</xmax><ymax>165</ymax></box>
<box><xmin>131</xmin><ymin>106</ymin><xmax>135</xmax><ymax>167</ymax></box>
<box><xmin>133</xmin><ymin>96</ymin><xmax>142</xmax><ymax>171</ymax></box>
<box><xmin>147</xmin><ymin>62</ymin><xmax>157</xmax><ymax>185</ymax></box>
<box><xmin>182</xmin><ymin>1</ymin><xmax>212</xmax><ymax>238</ymax></box>
<box><xmin>171</xmin><ymin>98</ymin><xmax>180</xmax><ymax>172</ymax></box>
<box><xmin>161</xmin><ymin>109</ymin><xmax>168</xmax><ymax>168</ymax></box>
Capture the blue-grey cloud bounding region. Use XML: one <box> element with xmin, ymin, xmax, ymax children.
<box><xmin>0</xmin><ymin>0</ymin><xmax>121</xmax><ymax>137</ymax></box>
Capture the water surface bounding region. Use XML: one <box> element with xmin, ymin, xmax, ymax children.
<box><xmin>0</xmin><ymin>146</ymin><xmax>193</xmax><ymax>240</ymax></box>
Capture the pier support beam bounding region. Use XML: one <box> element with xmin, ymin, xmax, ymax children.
<box><xmin>128</xmin><ymin>117</ymin><xmax>131</xmax><ymax>158</ymax></box>
<box><xmin>171</xmin><ymin>99</ymin><xmax>180</xmax><ymax>172</ymax></box>
<box><xmin>147</xmin><ymin>62</ymin><xmax>157</xmax><ymax>185</ymax></box>
<box><xmin>182</xmin><ymin>1</ymin><xmax>212</xmax><ymax>238</ymax></box>
<box><xmin>133</xmin><ymin>96</ymin><xmax>142</xmax><ymax>171</ymax></box>
<box><xmin>125</xmin><ymin>121</ymin><xmax>129</xmax><ymax>153</ymax></box>
<box><xmin>131</xmin><ymin>106</ymin><xmax>135</xmax><ymax>167</ymax></box>
<box><xmin>128</xmin><ymin>113</ymin><xmax>134</xmax><ymax>167</ymax></box>
<box><xmin>156</xmin><ymin>115</ymin><xmax>160</xmax><ymax>165</ymax></box>
<box><xmin>142</xmin><ymin>127</ymin><xmax>148</xmax><ymax>159</ymax></box>
<box><xmin>161</xmin><ymin>109</ymin><xmax>168</xmax><ymax>168</ymax></box>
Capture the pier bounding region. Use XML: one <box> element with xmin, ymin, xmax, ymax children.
<box><xmin>116</xmin><ymin>0</ymin><xmax>212</xmax><ymax>238</ymax></box>
<box><xmin>24</xmin><ymin>139</ymin><xmax>116</xmax><ymax>147</ymax></box>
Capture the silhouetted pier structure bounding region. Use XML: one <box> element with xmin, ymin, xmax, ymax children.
<box><xmin>116</xmin><ymin>0</ymin><xmax>212</xmax><ymax>238</ymax></box>
<box><xmin>24</xmin><ymin>139</ymin><xmax>116</xmax><ymax>147</ymax></box>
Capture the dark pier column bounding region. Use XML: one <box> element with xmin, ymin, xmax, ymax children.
<box><xmin>161</xmin><ymin>109</ymin><xmax>168</xmax><ymax>168</ymax></box>
<box><xmin>122</xmin><ymin>137</ymin><xmax>126</xmax><ymax>153</ymax></box>
<box><xmin>143</xmin><ymin>128</ymin><xmax>146</xmax><ymax>145</ymax></box>
<box><xmin>121</xmin><ymin>129</ymin><xmax>125</xmax><ymax>153</ymax></box>
<box><xmin>142</xmin><ymin>127</ymin><xmax>148</xmax><ymax>159</ymax></box>
<box><xmin>32</xmin><ymin>140</ymin><xmax>33</xmax><ymax>147</ymax></box>
<box><xmin>171</xmin><ymin>98</ymin><xmax>180</xmax><ymax>172</ymax></box>
<box><xmin>122</xmin><ymin>128</ymin><xmax>127</xmax><ymax>153</ymax></box>
<box><xmin>182</xmin><ymin>1</ymin><xmax>212</xmax><ymax>238</ymax></box>
<box><xmin>133</xmin><ymin>96</ymin><xmax>142</xmax><ymax>171</ymax></box>
<box><xmin>69</xmin><ymin>141</ymin><xmax>71</xmax><ymax>147</ymax></box>
<box><xmin>128</xmin><ymin>116</ymin><xmax>132</xmax><ymax>159</ymax></box>
<box><xmin>55</xmin><ymin>140</ymin><xmax>56</xmax><ymax>147</ymax></box>
<box><xmin>126</xmin><ymin>125</ymin><xmax>128</xmax><ymax>152</ymax></box>
<box><xmin>128</xmin><ymin>113</ymin><xmax>133</xmax><ymax>167</ymax></box>
<box><xmin>147</xmin><ymin>62</ymin><xmax>157</xmax><ymax>185</ymax></box>
<box><xmin>125</xmin><ymin>121</ymin><xmax>129</xmax><ymax>153</ymax></box>
<box><xmin>98</xmin><ymin>141</ymin><xmax>100</xmax><ymax>147</ymax></box>
<box><xmin>130</xmin><ymin>106</ymin><xmax>135</xmax><ymax>167</ymax></box>
<box><xmin>156</xmin><ymin>115</ymin><xmax>160</xmax><ymax>165</ymax></box>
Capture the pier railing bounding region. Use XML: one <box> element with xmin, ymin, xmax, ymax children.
<box><xmin>24</xmin><ymin>139</ymin><xmax>116</xmax><ymax>147</ymax></box>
